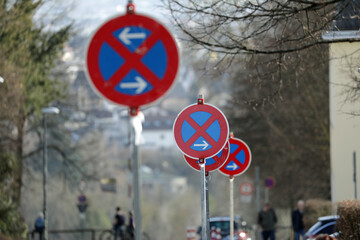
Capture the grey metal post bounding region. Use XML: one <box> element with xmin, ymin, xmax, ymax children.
<box><xmin>265</xmin><ymin>188</ymin><xmax>269</xmax><ymax>203</ymax></box>
<box><xmin>43</xmin><ymin>116</ymin><xmax>48</xmax><ymax>240</ymax></box>
<box><xmin>255</xmin><ymin>166</ymin><xmax>261</xmax><ymax>211</ymax></box>
<box><xmin>354</xmin><ymin>151</ymin><xmax>357</xmax><ymax>199</ymax></box>
<box><xmin>206</xmin><ymin>173</ymin><xmax>210</xmax><ymax>240</ymax></box>
<box><xmin>41</xmin><ymin>107</ymin><xmax>59</xmax><ymax>240</ymax></box>
<box><xmin>255</xmin><ymin>166</ymin><xmax>261</xmax><ymax>240</ymax></box>
<box><xmin>133</xmin><ymin>140</ymin><xmax>142</xmax><ymax>240</ymax></box>
<box><xmin>129</xmin><ymin>109</ymin><xmax>144</xmax><ymax>240</ymax></box>
<box><xmin>230</xmin><ymin>176</ymin><xmax>234</xmax><ymax>240</ymax></box>
<box><xmin>200</xmin><ymin>159</ymin><xmax>207</xmax><ymax>240</ymax></box>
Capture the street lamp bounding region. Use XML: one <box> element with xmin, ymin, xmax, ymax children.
<box><xmin>42</xmin><ymin>107</ymin><xmax>60</xmax><ymax>240</ymax></box>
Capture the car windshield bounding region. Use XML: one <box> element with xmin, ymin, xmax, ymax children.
<box><xmin>308</xmin><ymin>222</ymin><xmax>322</xmax><ymax>234</ymax></box>
<box><xmin>210</xmin><ymin>220</ymin><xmax>238</xmax><ymax>232</ymax></box>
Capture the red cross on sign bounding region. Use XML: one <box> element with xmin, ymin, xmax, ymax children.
<box><xmin>86</xmin><ymin>14</ymin><xmax>179</xmax><ymax>108</ymax></box>
<box><xmin>219</xmin><ymin>137</ymin><xmax>252</xmax><ymax>177</ymax></box>
<box><xmin>173</xmin><ymin>103</ymin><xmax>229</xmax><ymax>159</ymax></box>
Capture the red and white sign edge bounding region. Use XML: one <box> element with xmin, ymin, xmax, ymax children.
<box><xmin>84</xmin><ymin>12</ymin><xmax>180</xmax><ymax>108</ymax></box>
<box><xmin>173</xmin><ymin>102</ymin><xmax>229</xmax><ymax>159</ymax></box>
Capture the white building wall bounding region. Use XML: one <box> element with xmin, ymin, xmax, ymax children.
<box><xmin>142</xmin><ymin>129</ymin><xmax>176</xmax><ymax>149</ymax></box>
<box><xmin>330</xmin><ymin>42</ymin><xmax>360</xmax><ymax>203</ymax></box>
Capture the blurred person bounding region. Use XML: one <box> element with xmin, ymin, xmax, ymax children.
<box><xmin>292</xmin><ymin>200</ymin><xmax>305</xmax><ymax>240</ymax></box>
<box><xmin>126</xmin><ymin>211</ymin><xmax>135</xmax><ymax>238</ymax></box>
<box><xmin>258</xmin><ymin>203</ymin><xmax>277</xmax><ymax>240</ymax></box>
<box><xmin>34</xmin><ymin>212</ymin><xmax>44</xmax><ymax>240</ymax></box>
<box><xmin>113</xmin><ymin>206</ymin><xmax>125</xmax><ymax>240</ymax></box>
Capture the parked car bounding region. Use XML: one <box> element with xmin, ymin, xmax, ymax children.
<box><xmin>305</xmin><ymin>215</ymin><xmax>339</xmax><ymax>240</ymax></box>
<box><xmin>198</xmin><ymin>216</ymin><xmax>251</xmax><ymax>240</ymax></box>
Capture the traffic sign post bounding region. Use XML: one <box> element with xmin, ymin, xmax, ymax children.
<box><xmin>85</xmin><ymin>10</ymin><xmax>179</xmax><ymax>109</ymax></box>
<box><xmin>173</xmin><ymin>97</ymin><xmax>229</xmax><ymax>159</ymax></box>
<box><xmin>218</xmin><ymin>137</ymin><xmax>252</xmax><ymax>177</ymax></box>
<box><xmin>265</xmin><ymin>177</ymin><xmax>275</xmax><ymax>203</ymax></box>
<box><xmin>218</xmin><ymin>135</ymin><xmax>252</xmax><ymax>240</ymax></box>
<box><xmin>85</xmin><ymin>2</ymin><xmax>180</xmax><ymax>240</ymax></box>
<box><xmin>173</xmin><ymin>95</ymin><xmax>229</xmax><ymax>240</ymax></box>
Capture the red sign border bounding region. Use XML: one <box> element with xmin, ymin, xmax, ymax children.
<box><xmin>218</xmin><ymin>138</ymin><xmax>252</xmax><ymax>177</ymax></box>
<box><xmin>239</xmin><ymin>182</ymin><xmax>254</xmax><ymax>196</ymax></box>
<box><xmin>173</xmin><ymin>103</ymin><xmax>229</xmax><ymax>159</ymax></box>
<box><xmin>85</xmin><ymin>13</ymin><xmax>179</xmax><ymax>108</ymax></box>
<box><xmin>184</xmin><ymin>141</ymin><xmax>230</xmax><ymax>172</ymax></box>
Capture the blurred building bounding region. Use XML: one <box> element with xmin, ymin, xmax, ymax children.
<box><xmin>323</xmin><ymin>0</ymin><xmax>360</xmax><ymax>203</ymax></box>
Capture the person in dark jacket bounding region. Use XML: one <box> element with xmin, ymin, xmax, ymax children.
<box><xmin>113</xmin><ymin>207</ymin><xmax>125</xmax><ymax>240</ymax></box>
<box><xmin>292</xmin><ymin>200</ymin><xmax>305</xmax><ymax>240</ymax></box>
<box><xmin>258</xmin><ymin>203</ymin><xmax>278</xmax><ymax>240</ymax></box>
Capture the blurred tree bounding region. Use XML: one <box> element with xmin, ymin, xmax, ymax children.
<box><xmin>164</xmin><ymin>0</ymin><xmax>332</xmax><ymax>208</ymax></box>
<box><xmin>0</xmin><ymin>0</ymin><xmax>70</xmax><ymax>237</ymax></box>
<box><xmin>225</xmin><ymin>44</ymin><xmax>330</xmax><ymax>208</ymax></box>
<box><xmin>165</xmin><ymin>0</ymin><xmax>357</xmax><ymax>54</ymax></box>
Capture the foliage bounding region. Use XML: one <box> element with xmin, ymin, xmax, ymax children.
<box><xmin>336</xmin><ymin>200</ymin><xmax>360</xmax><ymax>240</ymax></box>
<box><xmin>0</xmin><ymin>198</ymin><xmax>27</xmax><ymax>239</ymax></box>
<box><xmin>165</xmin><ymin>0</ymin><xmax>357</xmax><ymax>54</ymax></box>
<box><xmin>303</xmin><ymin>199</ymin><xmax>332</xmax><ymax>230</ymax></box>
<box><xmin>222</xmin><ymin>43</ymin><xmax>330</xmax><ymax>208</ymax></box>
<box><xmin>0</xmin><ymin>0</ymin><xmax>71</xmax><ymax>204</ymax></box>
<box><xmin>0</xmin><ymin>0</ymin><xmax>71</xmax><ymax>238</ymax></box>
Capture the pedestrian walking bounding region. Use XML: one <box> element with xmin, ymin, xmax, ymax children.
<box><xmin>33</xmin><ymin>212</ymin><xmax>44</xmax><ymax>240</ymax></box>
<box><xmin>292</xmin><ymin>200</ymin><xmax>306</xmax><ymax>240</ymax></box>
<box><xmin>258</xmin><ymin>203</ymin><xmax>277</xmax><ymax>240</ymax></box>
<box><xmin>113</xmin><ymin>207</ymin><xmax>125</xmax><ymax>240</ymax></box>
<box><xmin>126</xmin><ymin>211</ymin><xmax>135</xmax><ymax>238</ymax></box>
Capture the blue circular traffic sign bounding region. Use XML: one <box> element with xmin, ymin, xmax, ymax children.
<box><xmin>173</xmin><ymin>103</ymin><xmax>229</xmax><ymax>159</ymax></box>
<box><xmin>219</xmin><ymin>137</ymin><xmax>252</xmax><ymax>177</ymax></box>
<box><xmin>86</xmin><ymin>14</ymin><xmax>179</xmax><ymax>108</ymax></box>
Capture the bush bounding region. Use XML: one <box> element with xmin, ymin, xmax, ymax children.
<box><xmin>336</xmin><ymin>200</ymin><xmax>360</xmax><ymax>239</ymax></box>
<box><xmin>0</xmin><ymin>198</ymin><xmax>27</xmax><ymax>240</ymax></box>
<box><xmin>303</xmin><ymin>199</ymin><xmax>332</xmax><ymax>230</ymax></box>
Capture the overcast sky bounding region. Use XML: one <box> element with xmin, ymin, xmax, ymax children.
<box><xmin>36</xmin><ymin>0</ymin><xmax>170</xmax><ymax>36</ymax></box>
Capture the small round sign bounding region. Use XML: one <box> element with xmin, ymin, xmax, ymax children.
<box><xmin>184</xmin><ymin>141</ymin><xmax>230</xmax><ymax>172</ymax></box>
<box><xmin>239</xmin><ymin>182</ymin><xmax>254</xmax><ymax>196</ymax></box>
<box><xmin>265</xmin><ymin>177</ymin><xmax>275</xmax><ymax>189</ymax></box>
<box><xmin>78</xmin><ymin>194</ymin><xmax>87</xmax><ymax>204</ymax></box>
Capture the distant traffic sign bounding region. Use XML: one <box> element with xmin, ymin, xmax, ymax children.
<box><xmin>86</xmin><ymin>14</ymin><xmax>179</xmax><ymax>107</ymax></box>
<box><xmin>78</xmin><ymin>194</ymin><xmax>87</xmax><ymax>204</ymax></box>
<box><xmin>239</xmin><ymin>182</ymin><xmax>254</xmax><ymax>196</ymax></box>
<box><xmin>173</xmin><ymin>102</ymin><xmax>229</xmax><ymax>159</ymax></box>
<box><xmin>265</xmin><ymin>177</ymin><xmax>275</xmax><ymax>189</ymax></box>
<box><xmin>219</xmin><ymin>137</ymin><xmax>251</xmax><ymax>177</ymax></box>
<box><xmin>184</xmin><ymin>141</ymin><xmax>230</xmax><ymax>172</ymax></box>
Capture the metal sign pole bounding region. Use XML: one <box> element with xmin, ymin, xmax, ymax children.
<box><xmin>354</xmin><ymin>151</ymin><xmax>357</xmax><ymax>199</ymax></box>
<box><xmin>230</xmin><ymin>176</ymin><xmax>234</xmax><ymax>240</ymax></box>
<box><xmin>43</xmin><ymin>115</ymin><xmax>48</xmax><ymax>240</ymax></box>
<box><xmin>200</xmin><ymin>158</ymin><xmax>207</xmax><ymax>240</ymax></box>
<box><xmin>255</xmin><ymin>166</ymin><xmax>261</xmax><ymax>240</ymax></box>
<box><xmin>206</xmin><ymin>172</ymin><xmax>210</xmax><ymax>240</ymax></box>
<box><xmin>265</xmin><ymin>188</ymin><xmax>269</xmax><ymax>203</ymax></box>
<box><xmin>130</xmin><ymin>109</ymin><xmax>144</xmax><ymax>240</ymax></box>
<box><xmin>133</xmin><ymin>143</ymin><xmax>142</xmax><ymax>240</ymax></box>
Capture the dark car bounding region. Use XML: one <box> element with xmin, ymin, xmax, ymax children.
<box><xmin>305</xmin><ymin>215</ymin><xmax>339</xmax><ymax>240</ymax></box>
<box><xmin>198</xmin><ymin>216</ymin><xmax>251</xmax><ymax>240</ymax></box>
